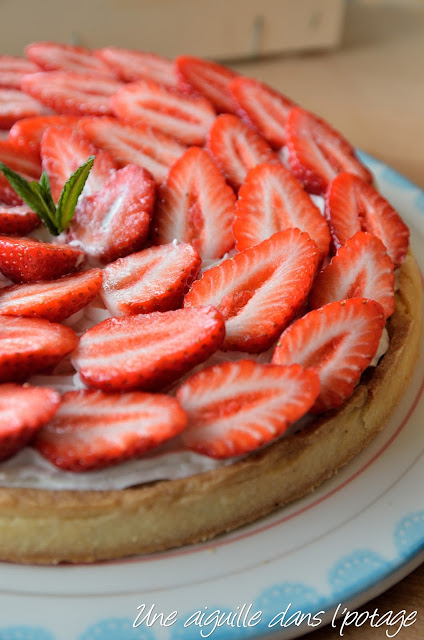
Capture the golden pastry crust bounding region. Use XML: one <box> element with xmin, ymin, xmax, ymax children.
<box><xmin>0</xmin><ymin>253</ymin><xmax>421</xmax><ymax>565</ymax></box>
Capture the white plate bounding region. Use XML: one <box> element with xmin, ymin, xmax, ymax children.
<box><xmin>0</xmin><ymin>154</ymin><xmax>423</xmax><ymax>640</ymax></box>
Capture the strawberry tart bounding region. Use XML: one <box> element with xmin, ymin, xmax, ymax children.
<box><xmin>0</xmin><ymin>43</ymin><xmax>421</xmax><ymax>564</ymax></box>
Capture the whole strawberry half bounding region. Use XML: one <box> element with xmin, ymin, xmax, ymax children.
<box><xmin>207</xmin><ymin>114</ymin><xmax>280</xmax><ymax>190</ymax></box>
<box><xmin>66</xmin><ymin>164</ymin><xmax>155</xmax><ymax>264</ymax></box>
<box><xmin>0</xmin><ymin>316</ymin><xmax>78</xmax><ymax>382</ymax></box>
<box><xmin>25</xmin><ymin>41</ymin><xmax>117</xmax><ymax>78</ymax></box>
<box><xmin>79</xmin><ymin>116</ymin><xmax>187</xmax><ymax>184</ymax></box>
<box><xmin>229</xmin><ymin>76</ymin><xmax>295</xmax><ymax>148</ymax></box>
<box><xmin>309</xmin><ymin>231</ymin><xmax>395</xmax><ymax>319</ymax></box>
<box><xmin>325</xmin><ymin>171</ymin><xmax>410</xmax><ymax>266</ymax></box>
<box><xmin>286</xmin><ymin>107</ymin><xmax>372</xmax><ymax>194</ymax></box>
<box><xmin>0</xmin><ymin>236</ymin><xmax>85</xmax><ymax>283</ymax></box>
<box><xmin>184</xmin><ymin>229</ymin><xmax>319</xmax><ymax>353</ymax></box>
<box><xmin>95</xmin><ymin>47</ymin><xmax>179</xmax><ymax>87</ymax></box>
<box><xmin>72</xmin><ymin>305</ymin><xmax>225</xmax><ymax>391</ymax></box>
<box><xmin>0</xmin><ymin>268</ymin><xmax>102</xmax><ymax>322</ymax></box>
<box><xmin>40</xmin><ymin>125</ymin><xmax>117</xmax><ymax>201</ymax></box>
<box><xmin>176</xmin><ymin>55</ymin><xmax>239</xmax><ymax>114</ymax></box>
<box><xmin>111</xmin><ymin>78</ymin><xmax>216</xmax><ymax>146</ymax></box>
<box><xmin>272</xmin><ymin>298</ymin><xmax>386</xmax><ymax>413</ymax></box>
<box><xmin>21</xmin><ymin>71</ymin><xmax>122</xmax><ymax>117</ymax></box>
<box><xmin>153</xmin><ymin>146</ymin><xmax>236</xmax><ymax>260</ymax></box>
<box><xmin>0</xmin><ymin>383</ymin><xmax>60</xmax><ymax>462</ymax></box>
<box><xmin>0</xmin><ymin>204</ymin><xmax>40</xmax><ymax>236</ymax></box>
<box><xmin>35</xmin><ymin>389</ymin><xmax>187</xmax><ymax>472</ymax></box>
<box><xmin>177</xmin><ymin>360</ymin><xmax>320</xmax><ymax>458</ymax></box>
<box><xmin>233</xmin><ymin>162</ymin><xmax>330</xmax><ymax>260</ymax></box>
<box><xmin>100</xmin><ymin>243</ymin><xmax>201</xmax><ymax>316</ymax></box>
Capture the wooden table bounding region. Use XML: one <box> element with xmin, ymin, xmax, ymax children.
<box><xmin>232</xmin><ymin>2</ymin><xmax>424</xmax><ymax>637</ymax></box>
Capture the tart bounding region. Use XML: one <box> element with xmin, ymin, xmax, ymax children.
<box><xmin>0</xmin><ymin>43</ymin><xmax>421</xmax><ymax>564</ymax></box>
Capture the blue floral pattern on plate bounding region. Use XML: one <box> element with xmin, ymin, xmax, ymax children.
<box><xmin>0</xmin><ymin>627</ymin><xmax>55</xmax><ymax>640</ymax></box>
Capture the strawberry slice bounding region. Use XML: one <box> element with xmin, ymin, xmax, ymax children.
<box><xmin>40</xmin><ymin>125</ymin><xmax>117</xmax><ymax>201</ymax></box>
<box><xmin>309</xmin><ymin>232</ymin><xmax>395</xmax><ymax>319</ymax></box>
<box><xmin>72</xmin><ymin>305</ymin><xmax>225</xmax><ymax>391</ymax></box>
<box><xmin>0</xmin><ymin>56</ymin><xmax>40</xmax><ymax>89</ymax></box>
<box><xmin>95</xmin><ymin>48</ymin><xmax>179</xmax><ymax>88</ymax></box>
<box><xmin>0</xmin><ymin>88</ymin><xmax>51</xmax><ymax>130</ymax></box>
<box><xmin>272</xmin><ymin>298</ymin><xmax>386</xmax><ymax>413</ymax></box>
<box><xmin>67</xmin><ymin>164</ymin><xmax>155</xmax><ymax>264</ymax></box>
<box><xmin>233</xmin><ymin>163</ymin><xmax>330</xmax><ymax>259</ymax></box>
<box><xmin>21</xmin><ymin>72</ymin><xmax>122</xmax><ymax>116</ymax></box>
<box><xmin>153</xmin><ymin>147</ymin><xmax>236</xmax><ymax>260</ymax></box>
<box><xmin>0</xmin><ymin>236</ymin><xmax>85</xmax><ymax>283</ymax></box>
<box><xmin>0</xmin><ymin>204</ymin><xmax>40</xmax><ymax>235</ymax></box>
<box><xmin>176</xmin><ymin>55</ymin><xmax>238</xmax><ymax>114</ymax></box>
<box><xmin>0</xmin><ymin>316</ymin><xmax>78</xmax><ymax>382</ymax></box>
<box><xmin>184</xmin><ymin>229</ymin><xmax>319</xmax><ymax>352</ymax></box>
<box><xmin>325</xmin><ymin>172</ymin><xmax>410</xmax><ymax>266</ymax></box>
<box><xmin>0</xmin><ymin>139</ymin><xmax>42</xmax><ymax>205</ymax></box>
<box><xmin>9</xmin><ymin>115</ymin><xmax>80</xmax><ymax>154</ymax></box>
<box><xmin>101</xmin><ymin>243</ymin><xmax>201</xmax><ymax>316</ymax></box>
<box><xmin>229</xmin><ymin>77</ymin><xmax>295</xmax><ymax>148</ymax></box>
<box><xmin>177</xmin><ymin>361</ymin><xmax>320</xmax><ymax>458</ymax></box>
<box><xmin>0</xmin><ymin>383</ymin><xmax>60</xmax><ymax>462</ymax></box>
<box><xmin>286</xmin><ymin>107</ymin><xmax>373</xmax><ymax>194</ymax></box>
<box><xmin>35</xmin><ymin>389</ymin><xmax>187</xmax><ymax>472</ymax></box>
<box><xmin>25</xmin><ymin>41</ymin><xmax>117</xmax><ymax>78</ymax></box>
<box><xmin>207</xmin><ymin>114</ymin><xmax>279</xmax><ymax>190</ymax></box>
<box><xmin>79</xmin><ymin>116</ymin><xmax>186</xmax><ymax>184</ymax></box>
<box><xmin>111</xmin><ymin>78</ymin><xmax>216</xmax><ymax>146</ymax></box>
<box><xmin>0</xmin><ymin>268</ymin><xmax>102</xmax><ymax>322</ymax></box>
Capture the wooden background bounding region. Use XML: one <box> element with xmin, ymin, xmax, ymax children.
<box><xmin>231</xmin><ymin>2</ymin><xmax>424</xmax><ymax>638</ymax></box>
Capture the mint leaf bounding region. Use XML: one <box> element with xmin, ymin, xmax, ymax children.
<box><xmin>29</xmin><ymin>182</ymin><xmax>58</xmax><ymax>235</ymax></box>
<box><xmin>39</xmin><ymin>171</ymin><xmax>56</xmax><ymax>212</ymax></box>
<box><xmin>56</xmin><ymin>156</ymin><xmax>95</xmax><ymax>233</ymax></box>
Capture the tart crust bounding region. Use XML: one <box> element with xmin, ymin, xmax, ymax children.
<box><xmin>0</xmin><ymin>253</ymin><xmax>421</xmax><ymax>565</ymax></box>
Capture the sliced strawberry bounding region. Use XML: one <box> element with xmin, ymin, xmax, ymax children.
<box><xmin>25</xmin><ymin>41</ymin><xmax>117</xmax><ymax>78</ymax></box>
<box><xmin>0</xmin><ymin>204</ymin><xmax>40</xmax><ymax>235</ymax></box>
<box><xmin>176</xmin><ymin>55</ymin><xmax>238</xmax><ymax>114</ymax></box>
<box><xmin>309</xmin><ymin>232</ymin><xmax>395</xmax><ymax>318</ymax></box>
<box><xmin>207</xmin><ymin>114</ymin><xmax>280</xmax><ymax>190</ymax></box>
<box><xmin>0</xmin><ymin>139</ymin><xmax>41</xmax><ymax>178</ymax></box>
<box><xmin>325</xmin><ymin>172</ymin><xmax>410</xmax><ymax>266</ymax></box>
<box><xmin>233</xmin><ymin>163</ymin><xmax>330</xmax><ymax>259</ymax></box>
<box><xmin>101</xmin><ymin>243</ymin><xmax>201</xmax><ymax>316</ymax></box>
<box><xmin>73</xmin><ymin>305</ymin><xmax>225</xmax><ymax>391</ymax></box>
<box><xmin>0</xmin><ymin>88</ymin><xmax>51</xmax><ymax>130</ymax></box>
<box><xmin>272</xmin><ymin>298</ymin><xmax>385</xmax><ymax>413</ymax></box>
<box><xmin>0</xmin><ymin>315</ymin><xmax>78</xmax><ymax>382</ymax></box>
<box><xmin>0</xmin><ymin>56</ymin><xmax>40</xmax><ymax>89</ymax></box>
<box><xmin>111</xmin><ymin>78</ymin><xmax>216</xmax><ymax>145</ymax></box>
<box><xmin>229</xmin><ymin>77</ymin><xmax>295</xmax><ymax>148</ymax></box>
<box><xmin>0</xmin><ymin>236</ymin><xmax>85</xmax><ymax>283</ymax></box>
<box><xmin>95</xmin><ymin>47</ymin><xmax>179</xmax><ymax>88</ymax></box>
<box><xmin>153</xmin><ymin>147</ymin><xmax>236</xmax><ymax>260</ymax></box>
<box><xmin>67</xmin><ymin>164</ymin><xmax>155</xmax><ymax>264</ymax></box>
<box><xmin>286</xmin><ymin>107</ymin><xmax>373</xmax><ymax>194</ymax></box>
<box><xmin>35</xmin><ymin>389</ymin><xmax>187</xmax><ymax>472</ymax></box>
<box><xmin>40</xmin><ymin>125</ymin><xmax>117</xmax><ymax>201</ymax></box>
<box><xmin>79</xmin><ymin>116</ymin><xmax>186</xmax><ymax>184</ymax></box>
<box><xmin>0</xmin><ymin>383</ymin><xmax>60</xmax><ymax>461</ymax></box>
<box><xmin>21</xmin><ymin>72</ymin><xmax>122</xmax><ymax>116</ymax></box>
<box><xmin>9</xmin><ymin>115</ymin><xmax>80</xmax><ymax>154</ymax></box>
<box><xmin>184</xmin><ymin>229</ymin><xmax>319</xmax><ymax>352</ymax></box>
<box><xmin>177</xmin><ymin>361</ymin><xmax>320</xmax><ymax>459</ymax></box>
<box><xmin>0</xmin><ymin>268</ymin><xmax>102</xmax><ymax>322</ymax></box>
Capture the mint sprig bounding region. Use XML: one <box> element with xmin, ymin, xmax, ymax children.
<box><xmin>0</xmin><ymin>156</ymin><xmax>95</xmax><ymax>236</ymax></box>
